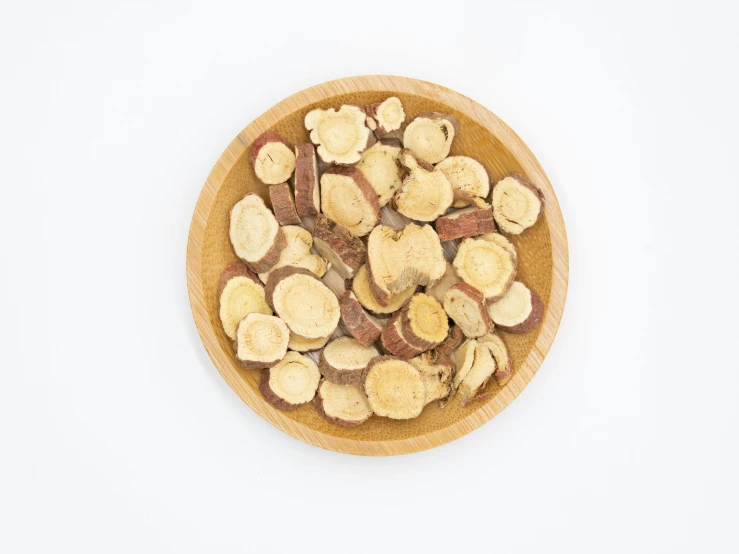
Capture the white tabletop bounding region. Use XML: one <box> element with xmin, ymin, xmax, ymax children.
<box><xmin>1</xmin><ymin>1</ymin><xmax>737</xmax><ymax>552</ymax></box>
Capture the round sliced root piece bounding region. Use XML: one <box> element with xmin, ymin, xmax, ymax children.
<box><xmin>366</xmin><ymin>223</ymin><xmax>446</xmax><ymax>306</ymax></box>
<box><xmin>456</xmin><ymin>341</ymin><xmax>497</xmax><ymax>406</ymax></box>
<box><xmin>487</xmin><ymin>281</ymin><xmax>544</xmax><ymax>334</ymax></box>
<box><xmin>218</xmin><ymin>261</ymin><xmax>272</xmax><ymax>340</ymax></box>
<box><xmin>294</xmin><ymin>143</ymin><xmax>320</xmax><ymax>217</ymax></box>
<box><xmin>320</xmin><ymin>166</ymin><xmax>380</xmax><ymax>237</ymax></box>
<box><xmin>380</xmin><ymin>312</ymin><xmax>425</xmax><ymax>359</ymax></box>
<box><xmin>403</xmin><ymin>112</ymin><xmax>459</xmax><ymax>164</ymax></box>
<box><xmin>409</xmin><ymin>352</ymin><xmax>453</xmax><ymax>405</ymax></box>
<box><xmin>479</xmin><ymin>232</ymin><xmax>518</xmax><ymax>265</ymax></box>
<box><xmin>314</xmin><ymin>380</ymin><xmax>373</xmax><ymax>427</ymax></box>
<box><xmin>356</xmin><ymin>139</ymin><xmax>404</xmax><ymax>207</ymax></box>
<box><xmin>435</xmin><ymin>206</ymin><xmax>496</xmax><ymax>242</ymax></box>
<box><xmin>230</xmin><ymin>193</ymin><xmax>286</xmax><ymax>273</ymax></box>
<box><xmin>435</xmin><ymin>156</ymin><xmax>490</xmax><ymax>208</ymax></box>
<box><xmin>312</xmin><ymin>215</ymin><xmax>366</xmax><ymax>279</ymax></box>
<box><xmin>340</xmin><ymin>291</ymin><xmax>383</xmax><ymax>347</ymax></box>
<box><xmin>453</xmin><ymin>237</ymin><xmax>517</xmax><ymax>301</ymax></box>
<box><xmin>304</xmin><ymin>105</ymin><xmax>374</xmax><ymax>165</ymax></box>
<box><xmin>265</xmin><ymin>266</ymin><xmax>340</xmax><ymax>339</ymax></box>
<box><xmin>248</xmin><ymin>132</ymin><xmax>295</xmax><ymax>185</ymax></box>
<box><xmin>443</xmin><ymin>283</ymin><xmax>493</xmax><ymax>339</ymax></box>
<box><xmin>400</xmin><ymin>293</ymin><xmax>449</xmax><ymax>350</ymax></box>
<box><xmin>435</xmin><ymin>325</ymin><xmax>464</xmax><ymax>359</ymax></box>
<box><xmin>425</xmin><ymin>261</ymin><xmax>461</xmax><ymax>304</ymax></box>
<box><xmin>393</xmin><ymin>150</ymin><xmax>454</xmax><ymax>222</ymax></box>
<box><xmin>352</xmin><ymin>264</ymin><xmax>416</xmax><ymax>316</ymax></box>
<box><xmin>478</xmin><ymin>333</ymin><xmax>513</xmax><ymax>386</ymax></box>
<box><xmin>234</xmin><ymin>313</ymin><xmax>289</xmax><ymax>369</ymax></box>
<box><xmin>362</xmin><ymin>356</ymin><xmax>425</xmax><ymax>419</ymax></box>
<box><xmin>492</xmin><ymin>174</ymin><xmax>545</xmax><ymax>235</ymax></box>
<box><xmin>258</xmin><ymin>225</ymin><xmax>329</xmax><ymax>283</ymax></box>
<box><xmin>260</xmin><ymin>352</ymin><xmax>320</xmax><ymax>410</ymax></box>
<box><xmin>364</xmin><ymin>97</ymin><xmax>406</xmax><ymax>136</ymax></box>
<box><xmin>320</xmin><ymin>336</ymin><xmax>379</xmax><ymax>386</ymax></box>
<box><xmin>268</xmin><ymin>183</ymin><xmax>301</xmax><ymax>225</ymax></box>
<box><xmin>288</xmin><ymin>331</ymin><xmax>331</xmax><ymax>353</ymax></box>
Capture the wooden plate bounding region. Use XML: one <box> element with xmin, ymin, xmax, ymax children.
<box><xmin>186</xmin><ymin>75</ymin><xmax>568</xmax><ymax>456</ymax></box>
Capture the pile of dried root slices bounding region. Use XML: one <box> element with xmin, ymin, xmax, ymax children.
<box><xmin>218</xmin><ymin>96</ymin><xmax>546</xmax><ymax>426</ymax></box>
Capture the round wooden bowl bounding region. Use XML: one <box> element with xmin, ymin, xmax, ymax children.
<box><xmin>186</xmin><ymin>75</ymin><xmax>568</xmax><ymax>456</ymax></box>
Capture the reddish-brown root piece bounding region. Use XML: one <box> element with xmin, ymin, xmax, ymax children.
<box><xmin>492</xmin><ymin>174</ymin><xmax>545</xmax><ymax>235</ymax></box>
<box><xmin>265</xmin><ymin>266</ymin><xmax>340</xmax><ymax>339</ymax></box>
<box><xmin>312</xmin><ymin>214</ymin><xmax>367</xmax><ymax>279</ymax></box>
<box><xmin>304</xmin><ymin>105</ymin><xmax>374</xmax><ymax>165</ymax></box>
<box><xmin>364</xmin><ymin>97</ymin><xmax>406</xmax><ymax>138</ymax></box>
<box><xmin>443</xmin><ymin>283</ymin><xmax>493</xmax><ymax>338</ymax></box>
<box><xmin>399</xmin><ymin>293</ymin><xmax>449</xmax><ymax>350</ymax></box>
<box><xmin>320</xmin><ymin>166</ymin><xmax>380</xmax><ymax>237</ymax></box>
<box><xmin>435</xmin><ymin>207</ymin><xmax>496</xmax><ymax>241</ymax></box>
<box><xmin>314</xmin><ymin>380</ymin><xmax>373</xmax><ymax>427</ymax></box>
<box><xmin>487</xmin><ymin>281</ymin><xmax>544</xmax><ymax>334</ymax></box>
<box><xmin>435</xmin><ymin>325</ymin><xmax>464</xmax><ymax>359</ymax></box>
<box><xmin>380</xmin><ymin>312</ymin><xmax>425</xmax><ymax>359</ymax></box>
<box><xmin>362</xmin><ymin>356</ymin><xmax>426</xmax><ymax>419</ymax></box>
<box><xmin>403</xmin><ymin>112</ymin><xmax>460</xmax><ymax>164</ymax></box>
<box><xmin>294</xmin><ymin>143</ymin><xmax>320</xmax><ymax>217</ymax></box>
<box><xmin>319</xmin><ymin>336</ymin><xmax>379</xmax><ymax>386</ymax></box>
<box><xmin>230</xmin><ymin>193</ymin><xmax>287</xmax><ymax>273</ymax></box>
<box><xmin>268</xmin><ymin>183</ymin><xmax>301</xmax><ymax>225</ymax></box>
<box><xmin>248</xmin><ymin>132</ymin><xmax>295</xmax><ymax>185</ymax></box>
<box><xmin>217</xmin><ymin>261</ymin><xmax>272</xmax><ymax>340</ymax></box>
<box><xmin>259</xmin><ymin>352</ymin><xmax>320</xmax><ymax>410</ymax></box>
<box><xmin>340</xmin><ymin>291</ymin><xmax>383</xmax><ymax>347</ymax></box>
<box><xmin>234</xmin><ymin>313</ymin><xmax>289</xmax><ymax>369</ymax></box>
<box><xmin>478</xmin><ymin>333</ymin><xmax>513</xmax><ymax>386</ymax></box>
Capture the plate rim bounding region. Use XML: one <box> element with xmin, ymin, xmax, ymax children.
<box><xmin>186</xmin><ymin>75</ymin><xmax>569</xmax><ymax>456</ymax></box>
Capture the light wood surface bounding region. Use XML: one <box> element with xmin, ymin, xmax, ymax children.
<box><xmin>186</xmin><ymin>75</ymin><xmax>569</xmax><ymax>456</ymax></box>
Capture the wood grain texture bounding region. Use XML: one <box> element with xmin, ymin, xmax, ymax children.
<box><xmin>186</xmin><ymin>76</ymin><xmax>569</xmax><ymax>456</ymax></box>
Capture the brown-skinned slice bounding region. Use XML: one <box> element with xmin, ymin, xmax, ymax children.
<box><xmin>319</xmin><ymin>336</ymin><xmax>379</xmax><ymax>386</ymax></box>
<box><xmin>268</xmin><ymin>183</ymin><xmax>301</xmax><ymax>225</ymax></box>
<box><xmin>229</xmin><ymin>193</ymin><xmax>286</xmax><ymax>273</ymax></box>
<box><xmin>487</xmin><ymin>281</ymin><xmax>544</xmax><ymax>333</ymax></box>
<box><xmin>362</xmin><ymin>356</ymin><xmax>425</xmax><ymax>419</ymax></box>
<box><xmin>339</xmin><ymin>291</ymin><xmax>383</xmax><ymax>347</ymax></box>
<box><xmin>265</xmin><ymin>266</ymin><xmax>340</xmax><ymax>339</ymax></box>
<box><xmin>217</xmin><ymin>261</ymin><xmax>272</xmax><ymax>340</ymax></box>
<box><xmin>249</xmin><ymin>132</ymin><xmax>295</xmax><ymax>185</ymax></box>
<box><xmin>311</xmin><ymin>214</ymin><xmax>366</xmax><ymax>279</ymax></box>
<box><xmin>314</xmin><ymin>379</ymin><xmax>373</xmax><ymax>427</ymax></box>
<box><xmin>492</xmin><ymin>174</ymin><xmax>545</xmax><ymax>234</ymax></box>
<box><xmin>260</xmin><ymin>352</ymin><xmax>321</xmax><ymax>410</ymax></box>
<box><xmin>399</xmin><ymin>293</ymin><xmax>449</xmax><ymax>350</ymax></box>
<box><xmin>320</xmin><ymin>166</ymin><xmax>380</xmax><ymax>237</ymax></box>
<box><xmin>234</xmin><ymin>313</ymin><xmax>289</xmax><ymax>369</ymax></box>
<box><xmin>443</xmin><ymin>283</ymin><xmax>493</xmax><ymax>338</ymax></box>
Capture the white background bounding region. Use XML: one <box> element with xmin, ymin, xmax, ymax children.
<box><xmin>1</xmin><ymin>0</ymin><xmax>737</xmax><ymax>552</ymax></box>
